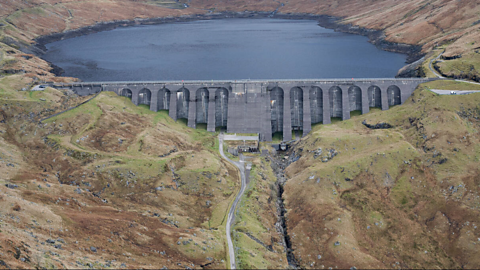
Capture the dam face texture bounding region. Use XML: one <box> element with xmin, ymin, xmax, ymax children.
<box><xmin>61</xmin><ymin>78</ymin><xmax>433</xmax><ymax>141</ymax></box>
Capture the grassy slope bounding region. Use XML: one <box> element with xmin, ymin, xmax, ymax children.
<box><xmin>1</xmin><ymin>0</ymin><xmax>480</xmax><ymax>267</ymax></box>
<box><xmin>283</xmin><ymin>81</ymin><xmax>480</xmax><ymax>269</ymax></box>
<box><xmin>0</xmin><ymin>76</ymin><xmax>239</xmax><ymax>268</ymax></box>
<box><xmin>231</xmin><ymin>157</ymin><xmax>289</xmax><ymax>269</ymax></box>
<box><xmin>1</xmin><ymin>67</ymin><xmax>480</xmax><ymax>270</ymax></box>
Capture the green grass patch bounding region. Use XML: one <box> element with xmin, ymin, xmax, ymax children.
<box><xmin>233</xmin><ymin>165</ymin><xmax>271</xmax><ymax>243</ymax></box>
<box><xmin>350</xmin><ymin>110</ymin><xmax>362</xmax><ymax>117</ymax></box>
<box><xmin>152</xmin><ymin>110</ymin><xmax>170</xmax><ymax>124</ymax></box>
<box><xmin>271</xmin><ymin>132</ymin><xmax>283</xmax><ymax>143</ymax></box>
<box><xmin>177</xmin><ymin>118</ymin><xmax>188</xmax><ymax>126</ymax></box>
<box><xmin>6</xmin><ymin>7</ymin><xmax>47</xmax><ymax>22</ymax></box>
<box><xmin>97</xmin><ymin>157</ymin><xmax>169</xmax><ymax>178</ymax></box>
<box><xmin>309</xmin><ymin>138</ymin><xmax>419</xmax><ymax>191</ymax></box>
<box><xmin>0</xmin><ymin>75</ymin><xmax>32</xmax><ymax>100</ymax></box>
<box><xmin>422</xmin><ymin>80</ymin><xmax>480</xmax><ymax>90</ymax></box>
<box><xmin>292</xmin><ymin>130</ymin><xmax>303</xmax><ymax>140</ymax></box>
<box><xmin>330</xmin><ymin>117</ymin><xmax>343</xmax><ymax>124</ymax></box>
<box><xmin>205</xmin><ymin>197</ymin><xmax>231</xmax><ymax>229</ymax></box>
<box><xmin>45</xmin><ymin>95</ymin><xmax>103</xmax><ymax>148</ymax></box>
<box><xmin>437</xmin><ymin>52</ymin><xmax>480</xmax><ymax>77</ymax></box>
<box><xmin>391</xmin><ymin>175</ymin><xmax>415</xmax><ymax>207</ymax></box>
<box><xmin>196</xmin><ymin>123</ymin><xmax>208</xmax><ymax>130</ymax></box>
<box><xmin>44</xmin><ymin>95</ymin><xmax>101</xmax><ymax>123</ymax></box>
<box><xmin>234</xmin><ymin>232</ymin><xmax>271</xmax><ymax>269</ymax></box>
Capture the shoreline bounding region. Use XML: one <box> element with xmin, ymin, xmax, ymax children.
<box><xmin>29</xmin><ymin>11</ymin><xmax>424</xmax><ymax>78</ymax></box>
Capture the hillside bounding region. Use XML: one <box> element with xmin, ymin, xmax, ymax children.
<box><xmin>1</xmin><ymin>0</ymin><xmax>480</xmax><ymax>269</ymax></box>
<box><xmin>0</xmin><ymin>79</ymin><xmax>241</xmax><ymax>268</ymax></box>
<box><xmin>281</xmin><ymin>81</ymin><xmax>480</xmax><ymax>268</ymax></box>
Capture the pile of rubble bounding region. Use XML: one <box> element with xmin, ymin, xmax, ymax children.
<box><xmin>310</xmin><ymin>147</ymin><xmax>338</xmax><ymax>162</ymax></box>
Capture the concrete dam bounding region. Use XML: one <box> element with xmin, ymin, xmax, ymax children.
<box><xmin>55</xmin><ymin>78</ymin><xmax>434</xmax><ymax>141</ymax></box>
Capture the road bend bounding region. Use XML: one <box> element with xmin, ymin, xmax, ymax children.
<box><xmin>218</xmin><ymin>134</ymin><xmax>248</xmax><ymax>269</ymax></box>
<box><xmin>429</xmin><ymin>50</ymin><xmax>445</xmax><ymax>78</ymax></box>
<box><xmin>429</xmin><ymin>50</ymin><xmax>480</xmax><ymax>87</ymax></box>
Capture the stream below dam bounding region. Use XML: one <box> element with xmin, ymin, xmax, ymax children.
<box><xmin>42</xmin><ymin>18</ymin><xmax>408</xmax><ymax>81</ymax></box>
<box><xmin>268</xmin><ymin>149</ymin><xmax>301</xmax><ymax>268</ymax></box>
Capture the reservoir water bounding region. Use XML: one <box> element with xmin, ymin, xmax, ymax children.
<box><xmin>43</xmin><ymin>18</ymin><xmax>408</xmax><ymax>81</ymax></box>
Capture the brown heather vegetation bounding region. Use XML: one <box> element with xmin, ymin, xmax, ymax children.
<box><xmin>1</xmin><ymin>0</ymin><xmax>480</xmax><ymax>269</ymax></box>
<box><xmin>283</xmin><ymin>85</ymin><xmax>480</xmax><ymax>269</ymax></box>
<box><xmin>0</xmin><ymin>89</ymin><xmax>241</xmax><ymax>269</ymax></box>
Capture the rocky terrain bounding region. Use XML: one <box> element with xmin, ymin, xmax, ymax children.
<box><xmin>1</xmin><ymin>0</ymin><xmax>480</xmax><ymax>269</ymax></box>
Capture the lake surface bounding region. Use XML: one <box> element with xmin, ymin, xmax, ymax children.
<box><xmin>43</xmin><ymin>18</ymin><xmax>408</xmax><ymax>81</ymax></box>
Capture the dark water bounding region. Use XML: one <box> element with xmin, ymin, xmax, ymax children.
<box><xmin>43</xmin><ymin>18</ymin><xmax>407</xmax><ymax>81</ymax></box>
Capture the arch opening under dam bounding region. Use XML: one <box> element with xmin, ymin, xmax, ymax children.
<box><xmin>270</xmin><ymin>87</ymin><xmax>284</xmax><ymax>134</ymax></box>
<box><xmin>368</xmin><ymin>85</ymin><xmax>382</xmax><ymax>109</ymax></box>
<box><xmin>177</xmin><ymin>87</ymin><xmax>190</xmax><ymax>120</ymax></box>
<box><xmin>121</xmin><ymin>88</ymin><xmax>132</xmax><ymax>99</ymax></box>
<box><xmin>59</xmin><ymin>78</ymin><xmax>435</xmax><ymax>142</ymax></box>
<box><xmin>158</xmin><ymin>88</ymin><xmax>171</xmax><ymax>111</ymax></box>
<box><xmin>290</xmin><ymin>87</ymin><xmax>304</xmax><ymax>131</ymax></box>
<box><xmin>387</xmin><ymin>85</ymin><xmax>401</xmax><ymax>106</ymax></box>
<box><xmin>329</xmin><ymin>86</ymin><xmax>343</xmax><ymax>119</ymax></box>
<box><xmin>138</xmin><ymin>88</ymin><xmax>151</xmax><ymax>106</ymax></box>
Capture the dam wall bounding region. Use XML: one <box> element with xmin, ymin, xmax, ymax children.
<box><xmin>54</xmin><ymin>78</ymin><xmax>434</xmax><ymax>141</ymax></box>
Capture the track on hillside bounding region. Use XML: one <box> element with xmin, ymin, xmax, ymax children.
<box><xmin>218</xmin><ymin>134</ymin><xmax>248</xmax><ymax>269</ymax></box>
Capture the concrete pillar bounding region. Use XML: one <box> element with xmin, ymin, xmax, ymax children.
<box><xmin>262</xmin><ymin>87</ymin><xmax>273</xmax><ymax>142</ymax></box>
<box><xmin>169</xmin><ymin>90</ymin><xmax>178</xmax><ymax>121</ymax></box>
<box><xmin>342</xmin><ymin>87</ymin><xmax>350</xmax><ymax>121</ymax></box>
<box><xmin>302</xmin><ymin>87</ymin><xmax>311</xmax><ymax>136</ymax></box>
<box><xmin>323</xmin><ymin>87</ymin><xmax>331</xmax><ymax>124</ymax></box>
<box><xmin>226</xmin><ymin>88</ymin><xmax>238</xmax><ymax>134</ymax></box>
<box><xmin>131</xmin><ymin>89</ymin><xmax>139</xmax><ymax>106</ymax></box>
<box><xmin>207</xmin><ymin>92</ymin><xmax>216</xmax><ymax>132</ymax></box>
<box><xmin>399</xmin><ymin>85</ymin><xmax>412</xmax><ymax>104</ymax></box>
<box><xmin>150</xmin><ymin>89</ymin><xmax>159</xmax><ymax>112</ymax></box>
<box><xmin>188</xmin><ymin>97</ymin><xmax>196</xmax><ymax>129</ymax></box>
<box><xmin>361</xmin><ymin>86</ymin><xmax>369</xmax><ymax>115</ymax></box>
<box><xmin>157</xmin><ymin>88</ymin><xmax>165</xmax><ymax>110</ymax></box>
<box><xmin>283</xmin><ymin>88</ymin><xmax>292</xmax><ymax>142</ymax></box>
<box><xmin>381</xmin><ymin>87</ymin><xmax>389</xmax><ymax>111</ymax></box>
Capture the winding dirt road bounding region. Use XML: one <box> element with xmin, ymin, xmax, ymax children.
<box><xmin>218</xmin><ymin>134</ymin><xmax>247</xmax><ymax>269</ymax></box>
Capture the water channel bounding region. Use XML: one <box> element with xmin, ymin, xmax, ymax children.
<box><xmin>42</xmin><ymin>18</ymin><xmax>408</xmax><ymax>81</ymax></box>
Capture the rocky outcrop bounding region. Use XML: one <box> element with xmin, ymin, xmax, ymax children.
<box><xmin>362</xmin><ymin>120</ymin><xmax>393</xmax><ymax>129</ymax></box>
<box><xmin>397</xmin><ymin>56</ymin><xmax>426</xmax><ymax>78</ymax></box>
